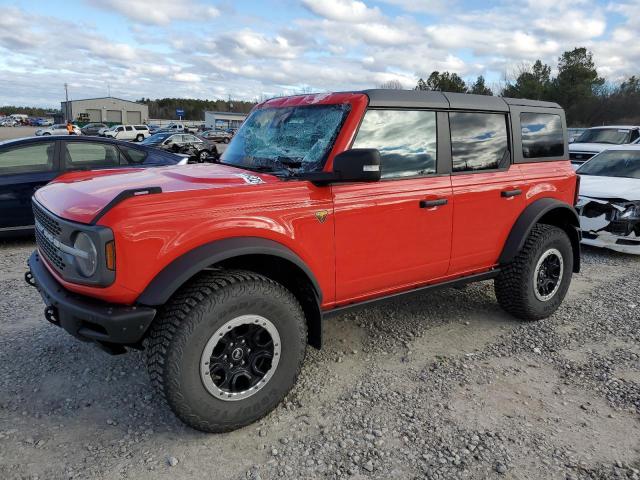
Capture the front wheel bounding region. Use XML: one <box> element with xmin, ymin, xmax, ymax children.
<box><xmin>495</xmin><ymin>224</ymin><xmax>573</xmax><ymax>321</ymax></box>
<box><xmin>198</xmin><ymin>149</ymin><xmax>211</xmax><ymax>162</ymax></box>
<box><xmin>145</xmin><ymin>270</ymin><xmax>307</xmax><ymax>432</ymax></box>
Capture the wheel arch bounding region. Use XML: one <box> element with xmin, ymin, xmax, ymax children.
<box><xmin>136</xmin><ymin>237</ymin><xmax>323</xmax><ymax>349</ymax></box>
<box><xmin>499</xmin><ymin>198</ymin><xmax>581</xmax><ymax>273</ymax></box>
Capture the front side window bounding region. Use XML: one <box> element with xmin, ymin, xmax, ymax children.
<box><xmin>0</xmin><ymin>143</ymin><xmax>55</xmax><ymax>174</ymax></box>
<box><xmin>64</xmin><ymin>142</ymin><xmax>120</xmax><ymax>168</ymax></box>
<box><xmin>221</xmin><ymin>104</ymin><xmax>350</xmax><ymax>175</ymax></box>
<box><xmin>450</xmin><ymin>112</ymin><xmax>509</xmax><ymax>172</ymax></box>
<box><xmin>352</xmin><ymin>110</ymin><xmax>437</xmax><ymax>178</ymax></box>
<box><xmin>521</xmin><ymin>112</ymin><xmax>564</xmax><ymax>158</ymax></box>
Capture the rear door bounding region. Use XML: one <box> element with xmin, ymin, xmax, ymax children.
<box><xmin>333</xmin><ymin>109</ymin><xmax>453</xmax><ymax>302</ymax></box>
<box><xmin>0</xmin><ymin>140</ymin><xmax>59</xmax><ymax>230</ymax></box>
<box><xmin>447</xmin><ymin>111</ymin><xmax>525</xmax><ymax>274</ymax></box>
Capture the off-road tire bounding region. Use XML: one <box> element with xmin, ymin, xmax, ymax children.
<box><xmin>145</xmin><ymin>270</ymin><xmax>307</xmax><ymax>432</ymax></box>
<box><xmin>495</xmin><ymin>224</ymin><xmax>573</xmax><ymax>321</ymax></box>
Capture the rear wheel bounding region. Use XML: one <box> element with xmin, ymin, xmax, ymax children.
<box><xmin>136</xmin><ymin>134</ymin><xmax>144</xmax><ymax>142</ymax></box>
<box><xmin>495</xmin><ymin>224</ymin><xmax>573</xmax><ymax>320</ymax></box>
<box><xmin>145</xmin><ymin>270</ymin><xmax>307</xmax><ymax>432</ymax></box>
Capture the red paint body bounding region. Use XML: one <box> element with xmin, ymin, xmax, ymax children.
<box><xmin>34</xmin><ymin>92</ymin><xmax>577</xmax><ymax>309</ymax></box>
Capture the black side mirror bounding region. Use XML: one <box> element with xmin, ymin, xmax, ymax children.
<box><xmin>332</xmin><ymin>148</ymin><xmax>381</xmax><ymax>182</ymax></box>
<box><xmin>298</xmin><ymin>148</ymin><xmax>381</xmax><ymax>184</ymax></box>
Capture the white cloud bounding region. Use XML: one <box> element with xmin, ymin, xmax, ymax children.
<box><xmin>301</xmin><ymin>0</ymin><xmax>381</xmax><ymax>23</ymax></box>
<box><xmin>2</xmin><ymin>0</ymin><xmax>640</xmax><ymax>107</ymax></box>
<box><xmin>173</xmin><ymin>72</ymin><xmax>202</xmax><ymax>83</ymax></box>
<box><xmin>87</xmin><ymin>0</ymin><xmax>220</xmax><ymax>25</ymax></box>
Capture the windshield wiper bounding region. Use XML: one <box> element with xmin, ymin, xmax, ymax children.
<box><xmin>276</xmin><ymin>156</ymin><xmax>303</xmax><ymax>168</ymax></box>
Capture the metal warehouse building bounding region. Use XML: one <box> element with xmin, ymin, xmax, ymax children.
<box><xmin>204</xmin><ymin>111</ymin><xmax>247</xmax><ymax>130</ymax></box>
<box><xmin>61</xmin><ymin>97</ymin><xmax>149</xmax><ymax>124</ymax></box>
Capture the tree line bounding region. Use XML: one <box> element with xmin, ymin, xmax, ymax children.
<box><xmin>136</xmin><ymin>97</ymin><xmax>255</xmax><ymax>120</ymax></box>
<box><xmin>412</xmin><ymin>47</ymin><xmax>638</xmax><ymax>126</ymax></box>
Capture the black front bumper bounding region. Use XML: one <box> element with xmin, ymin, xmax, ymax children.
<box><xmin>27</xmin><ymin>251</ymin><xmax>156</xmax><ymax>347</ymax></box>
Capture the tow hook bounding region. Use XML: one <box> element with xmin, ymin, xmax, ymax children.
<box><xmin>24</xmin><ymin>270</ymin><xmax>36</xmax><ymax>287</ymax></box>
<box><xmin>44</xmin><ymin>306</ymin><xmax>59</xmax><ymax>325</ymax></box>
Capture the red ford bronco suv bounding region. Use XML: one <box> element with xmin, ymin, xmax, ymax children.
<box><xmin>26</xmin><ymin>90</ymin><xmax>580</xmax><ymax>432</ymax></box>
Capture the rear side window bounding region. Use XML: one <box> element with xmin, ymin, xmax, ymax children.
<box><xmin>520</xmin><ymin>113</ymin><xmax>564</xmax><ymax>158</ymax></box>
<box><xmin>64</xmin><ymin>142</ymin><xmax>121</xmax><ymax>168</ymax></box>
<box><xmin>0</xmin><ymin>143</ymin><xmax>55</xmax><ymax>174</ymax></box>
<box><xmin>450</xmin><ymin>112</ymin><xmax>509</xmax><ymax>172</ymax></box>
<box><xmin>352</xmin><ymin>110</ymin><xmax>437</xmax><ymax>179</ymax></box>
<box><xmin>134</xmin><ymin>125</ymin><xmax>148</xmax><ymax>131</ymax></box>
<box><xmin>120</xmin><ymin>146</ymin><xmax>147</xmax><ymax>164</ymax></box>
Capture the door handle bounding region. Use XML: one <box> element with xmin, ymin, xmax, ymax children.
<box><xmin>420</xmin><ymin>198</ymin><xmax>448</xmax><ymax>208</ymax></box>
<box><xmin>501</xmin><ymin>189</ymin><xmax>522</xmax><ymax>198</ymax></box>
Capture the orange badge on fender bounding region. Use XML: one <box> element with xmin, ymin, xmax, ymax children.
<box><xmin>315</xmin><ymin>210</ymin><xmax>329</xmax><ymax>223</ymax></box>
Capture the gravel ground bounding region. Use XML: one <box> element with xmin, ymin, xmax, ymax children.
<box><xmin>0</xmin><ymin>239</ymin><xmax>639</xmax><ymax>480</ymax></box>
<box><xmin>0</xmin><ymin>126</ymin><xmax>39</xmax><ymax>141</ymax></box>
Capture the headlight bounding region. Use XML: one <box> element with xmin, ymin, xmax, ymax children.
<box><xmin>73</xmin><ymin>232</ymin><xmax>97</xmax><ymax>277</ymax></box>
<box><xmin>620</xmin><ymin>202</ymin><xmax>640</xmax><ymax>220</ymax></box>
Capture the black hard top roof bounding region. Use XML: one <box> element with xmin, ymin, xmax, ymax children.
<box><xmin>361</xmin><ymin>89</ymin><xmax>561</xmax><ymax>111</ymax></box>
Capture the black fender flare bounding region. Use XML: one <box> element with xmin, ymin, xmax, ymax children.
<box><xmin>137</xmin><ymin>237</ymin><xmax>322</xmax><ymax>306</ymax></box>
<box><xmin>499</xmin><ymin>198</ymin><xmax>581</xmax><ymax>273</ymax></box>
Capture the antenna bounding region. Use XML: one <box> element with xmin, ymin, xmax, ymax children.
<box><xmin>64</xmin><ymin>83</ymin><xmax>69</xmax><ymax>122</ymax></box>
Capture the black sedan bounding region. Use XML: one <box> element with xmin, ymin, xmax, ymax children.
<box><xmin>0</xmin><ymin>136</ymin><xmax>188</xmax><ymax>236</ymax></box>
<box><xmin>141</xmin><ymin>133</ymin><xmax>219</xmax><ymax>162</ymax></box>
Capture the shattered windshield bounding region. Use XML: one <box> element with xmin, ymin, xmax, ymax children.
<box><xmin>576</xmin><ymin>128</ymin><xmax>631</xmax><ymax>145</ymax></box>
<box><xmin>220</xmin><ymin>104</ymin><xmax>350</xmax><ymax>175</ymax></box>
<box><xmin>577</xmin><ymin>150</ymin><xmax>640</xmax><ymax>179</ymax></box>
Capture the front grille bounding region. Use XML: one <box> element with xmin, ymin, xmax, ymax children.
<box><xmin>34</xmin><ymin>226</ymin><xmax>66</xmax><ymax>270</ymax></box>
<box><xmin>33</xmin><ymin>202</ymin><xmax>61</xmax><ymax>236</ymax></box>
<box><xmin>33</xmin><ymin>202</ymin><xmax>66</xmax><ymax>271</ymax></box>
<box><xmin>606</xmin><ymin>221</ymin><xmax>634</xmax><ymax>236</ymax></box>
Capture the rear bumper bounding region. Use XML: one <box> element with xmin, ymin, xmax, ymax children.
<box><xmin>27</xmin><ymin>251</ymin><xmax>156</xmax><ymax>345</ymax></box>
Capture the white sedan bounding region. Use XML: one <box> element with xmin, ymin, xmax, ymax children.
<box><xmin>35</xmin><ymin>123</ymin><xmax>81</xmax><ymax>136</ymax></box>
<box><xmin>576</xmin><ymin>146</ymin><xmax>640</xmax><ymax>254</ymax></box>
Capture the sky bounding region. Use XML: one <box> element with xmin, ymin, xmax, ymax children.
<box><xmin>0</xmin><ymin>0</ymin><xmax>637</xmax><ymax>108</ymax></box>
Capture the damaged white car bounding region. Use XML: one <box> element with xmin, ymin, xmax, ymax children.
<box><xmin>576</xmin><ymin>146</ymin><xmax>640</xmax><ymax>254</ymax></box>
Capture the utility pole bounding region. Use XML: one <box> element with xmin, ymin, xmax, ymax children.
<box><xmin>108</xmin><ymin>83</ymin><xmax>111</xmax><ymax>97</ymax></box>
<box><xmin>64</xmin><ymin>83</ymin><xmax>69</xmax><ymax>122</ymax></box>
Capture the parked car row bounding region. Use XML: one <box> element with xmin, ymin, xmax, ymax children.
<box><xmin>0</xmin><ymin>115</ymin><xmax>54</xmax><ymax>127</ymax></box>
<box><xmin>569</xmin><ymin>125</ymin><xmax>640</xmax><ymax>165</ymax></box>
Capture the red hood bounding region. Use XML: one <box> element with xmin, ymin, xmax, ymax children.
<box><xmin>34</xmin><ymin>164</ymin><xmax>278</xmax><ymax>224</ymax></box>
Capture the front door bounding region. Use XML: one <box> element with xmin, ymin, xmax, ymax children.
<box><xmin>332</xmin><ymin>109</ymin><xmax>453</xmax><ymax>303</ymax></box>
<box><xmin>0</xmin><ymin>140</ymin><xmax>58</xmax><ymax>230</ymax></box>
<box><xmin>447</xmin><ymin>111</ymin><xmax>525</xmax><ymax>274</ymax></box>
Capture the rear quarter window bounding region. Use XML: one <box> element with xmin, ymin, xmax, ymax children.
<box><xmin>520</xmin><ymin>112</ymin><xmax>564</xmax><ymax>158</ymax></box>
<box><xmin>450</xmin><ymin>112</ymin><xmax>509</xmax><ymax>172</ymax></box>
